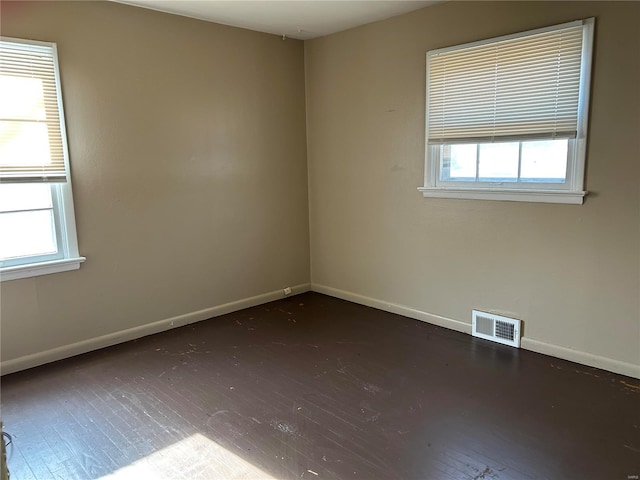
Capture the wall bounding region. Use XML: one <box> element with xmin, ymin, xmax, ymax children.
<box><xmin>0</xmin><ymin>1</ymin><xmax>310</xmax><ymax>368</ymax></box>
<box><xmin>305</xmin><ymin>1</ymin><xmax>640</xmax><ymax>376</ymax></box>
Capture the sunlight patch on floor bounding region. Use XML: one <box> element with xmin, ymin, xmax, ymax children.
<box><xmin>98</xmin><ymin>433</ymin><xmax>277</xmax><ymax>480</ymax></box>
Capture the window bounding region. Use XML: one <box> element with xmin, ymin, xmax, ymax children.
<box><xmin>0</xmin><ymin>37</ymin><xmax>84</xmax><ymax>281</ymax></box>
<box><xmin>419</xmin><ymin>19</ymin><xmax>594</xmax><ymax>204</ymax></box>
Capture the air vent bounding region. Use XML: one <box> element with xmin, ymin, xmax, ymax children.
<box><xmin>472</xmin><ymin>310</ymin><xmax>521</xmax><ymax>348</ymax></box>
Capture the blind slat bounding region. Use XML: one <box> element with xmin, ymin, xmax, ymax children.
<box><xmin>0</xmin><ymin>38</ymin><xmax>68</xmax><ymax>183</ymax></box>
<box><xmin>427</xmin><ymin>22</ymin><xmax>585</xmax><ymax>143</ymax></box>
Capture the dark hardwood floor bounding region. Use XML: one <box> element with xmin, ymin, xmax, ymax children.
<box><xmin>1</xmin><ymin>292</ymin><xmax>638</xmax><ymax>480</ymax></box>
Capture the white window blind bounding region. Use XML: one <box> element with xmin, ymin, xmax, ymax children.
<box><xmin>427</xmin><ymin>20</ymin><xmax>587</xmax><ymax>145</ymax></box>
<box><xmin>0</xmin><ymin>38</ymin><xmax>69</xmax><ymax>183</ymax></box>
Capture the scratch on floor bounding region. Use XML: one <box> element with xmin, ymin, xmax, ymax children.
<box><xmin>472</xmin><ymin>466</ymin><xmax>497</xmax><ymax>480</ymax></box>
<box><xmin>120</xmin><ymin>391</ymin><xmax>147</xmax><ymax>413</ymax></box>
<box><xmin>620</xmin><ymin>380</ymin><xmax>640</xmax><ymax>392</ymax></box>
<box><xmin>366</xmin><ymin>412</ymin><xmax>381</xmax><ymax>423</ymax></box>
<box><xmin>160</xmin><ymin>346</ymin><xmax>202</xmax><ymax>356</ymax></box>
<box><xmin>337</xmin><ymin>364</ymin><xmax>382</xmax><ymax>395</ymax></box>
<box><xmin>322</xmin><ymin>455</ymin><xmax>343</xmax><ymax>463</ymax></box>
<box><xmin>206</xmin><ymin>410</ymin><xmax>229</xmax><ymax>426</ymax></box>
<box><xmin>363</xmin><ymin>383</ymin><xmax>382</xmax><ymax>394</ymax></box>
<box><xmin>208</xmin><ymin>409</ymin><xmax>229</xmax><ymax>418</ymax></box>
<box><xmin>270</xmin><ymin>420</ymin><xmax>299</xmax><ymax>437</ymax></box>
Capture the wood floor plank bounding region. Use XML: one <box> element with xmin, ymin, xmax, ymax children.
<box><xmin>4</xmin><ymin>442</ymin><xmax>38</xmax><ymax>480</ymax></box>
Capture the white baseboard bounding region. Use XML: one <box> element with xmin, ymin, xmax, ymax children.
<box><xmin>520</xmin><ymin>337</ymin><xmax>640</xmax><ymax>379</ymax></box>
<box><xmin>311</xmin><ymin>283</ymin><xmax>640</xmax><ymax>379</ymax></box>
<box><xmin>311</xmin><ymin>284</ymin><xmax>471</xmax><ymax>334</ymax></box>
<box><xmin>1</xmin><ymin>283</ymin><xmax>310</xmax><ymax>376</ymax></box>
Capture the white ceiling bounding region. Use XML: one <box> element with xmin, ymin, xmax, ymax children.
<box><xmin>114</xmin><ymin>1</ymin><xmax>438</xmax><ymax>40</ymax></box>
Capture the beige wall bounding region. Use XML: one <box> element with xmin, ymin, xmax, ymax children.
<box><xmin>305</xmin><ymin>2</ymin><xmax>640</xmax><ymax>371</ymax></box>
<box><xmin>0</xmin><ymin>1</ymin><xmax>310</xmax><ymax>362</ymax></box>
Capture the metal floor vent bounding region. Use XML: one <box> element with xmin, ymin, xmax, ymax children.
<box><xmin>472</xmin><ymin>310</ymin><xmax>521</xmax><ymax>348</ymax></box>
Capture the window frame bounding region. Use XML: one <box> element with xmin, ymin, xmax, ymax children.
<box><xmin>418</xmin><ymin>19</ymin><xmax>594</xmax><ymax>205</ymax></box>
<box><xmin>0</xmin><ymin>37</ymin><xmax>84</xmax><ymax>281</ymax></box>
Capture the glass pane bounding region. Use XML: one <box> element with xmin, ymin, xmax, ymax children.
<box><xmin>0</xmin><ymin>209</ymin><xmax>57</xmax><ymax>260</ymax></box>
<box><xmin>0</xmin><ymin>120</ymin><xmax>51</xmax><ymax>167</ymax></box>
<box><xmin>0</xmin><ymin>75</ymin><xmax>46</xmax><ymax>120</ymax></box>
<box><xmin>441</xmin><ymin>144</ymin><xmax>476</xmax><ymax>180</ymax></box>
<box><xmin>0</xmin><ymin>183</ymin><xmax>53</xmax><ymax>212</ymax></box>
<box><xmin>478</xmin><ymin>142</ymin><xmax>519</xmax><ymax>181</ymax></box>
<box><xmin>520</xmin><ymin>140</ymin><xmax>568</xmax><ymax>182</ymax></box>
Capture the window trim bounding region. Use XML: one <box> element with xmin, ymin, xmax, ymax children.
<box><xmin>0</xmin><ymin>37</ymin><xmax>84</xmax><ymax>281</ymax></box>
<box><xmin>418</xmin><ymin>187</ymin><xmax>586</xmax><ymax>205</ymax></box>
<box><xmin>0</xmin><ymin>182</ymin><xmax>85</xmax><ymax>282</ymax></box>
<box><xmin>419</xmin><ymin>18</ymin><xmax>594</xmax><ymax>204</ymax></box>
<box><xmin>0</xmin><ymin>256</ymin><xmax>85</xmax><ymax>282</ymax></box>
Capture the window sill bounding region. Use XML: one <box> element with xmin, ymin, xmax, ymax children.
<box><xmin>417</xmin><ymin>187</ymin><xmax>586</xmax><ymax>204</ymax></box>
<box><xmin>0</xmin><ymin>257</ymin><xmax>86</xmax><ymax>282</ymax></box>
